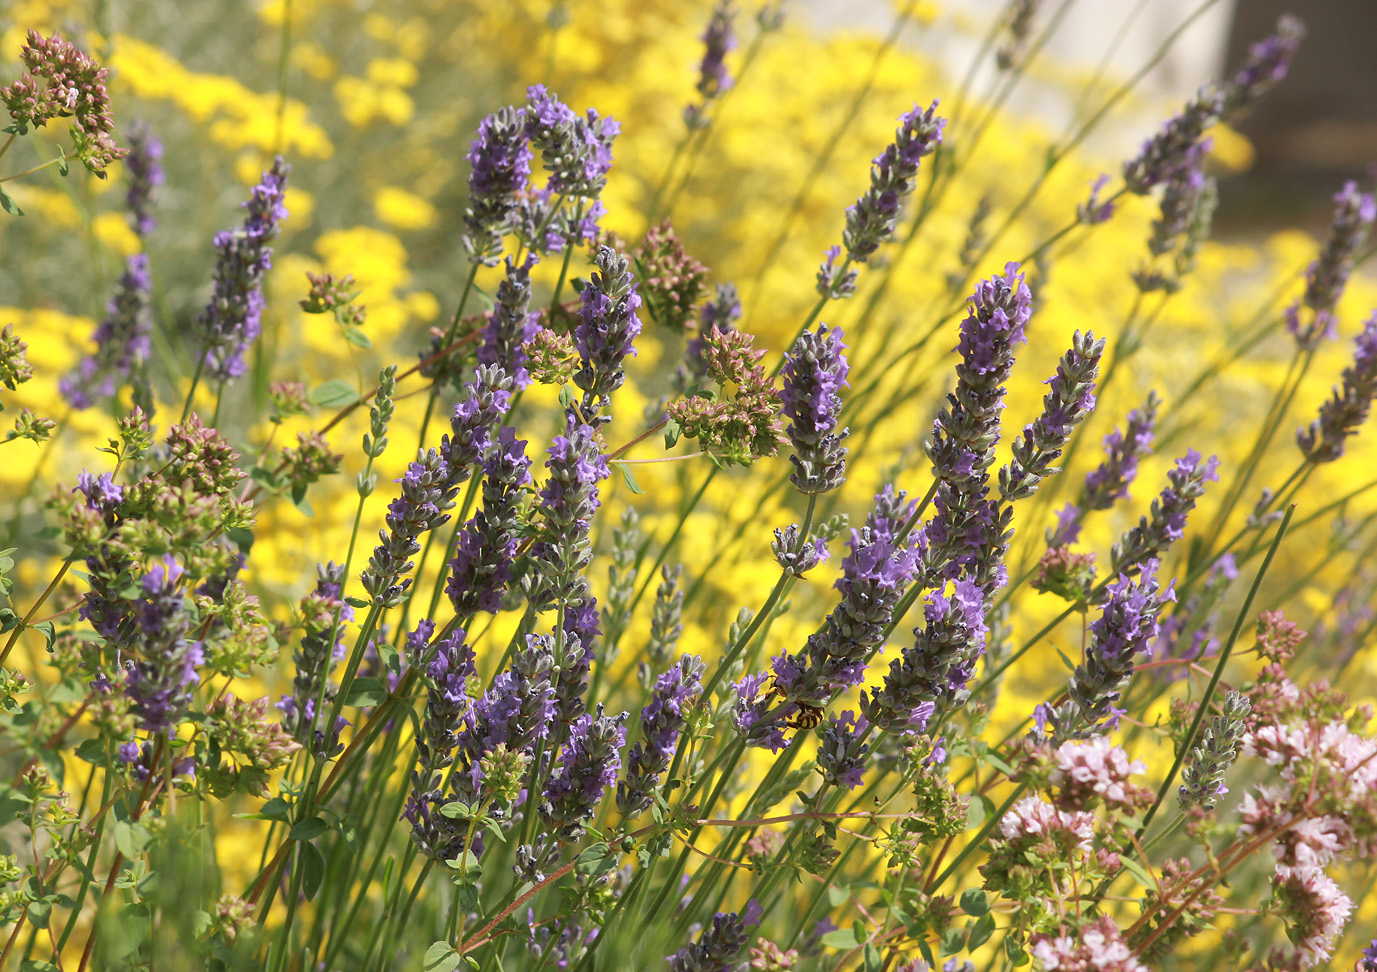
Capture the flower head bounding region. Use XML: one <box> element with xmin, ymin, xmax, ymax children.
<box><xmin>780</xmin><ymin>323</ymin><xmax>850</xmax><ymax>494</ymax></box>
<box><xmin>1298</xmin><ymin>312</ymin><xmax>1377</xmax><ymax>463</ymax></box>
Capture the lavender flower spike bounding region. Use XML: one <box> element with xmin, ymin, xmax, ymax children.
<box><xmin>841</xmin><ymin>100</ymin><xmax>944</xmax><ymax>265</ymax></box>
<box><xmin>1178</xmin><ymin>689</ymin><xmax>1250</xmax><ymax>811</ymax></box>
<box><xmin>524</xmin><ymin>84</ymin><xmax>619</xmax><ymax>200</ymax></box>
<box><xmin>479</xmin><ymin>254</ymin><xmax>542</xmax><ymax>389</ymax></box>
<box><xmin>617</xmin><ymin>653</ymin><xmax>704</xmax><ymax>817</ymax></box>
<box><xmin>277</xmin><ymin>563</ymin><xmax>351</xmax><ymax>758</ymax></box>
<box><xmin>194</xmin><ymin>156</ymin><xmax>290</xmax><ymax>382</ymax></box>
<box><xmin>60</xmin><ymin>254</ymin><xmax>154</xmax><ymax>412</ymax></box>
<box><xmin>404</xmin><ymin>622</ymin><xmax>475</xmax><ymax>860</ymax></box>
<box><xmin>1220</xmin><ymin>15</ymin><xmax>1305</xmax><ymax>117</ymax></box>
<box><xmin>666</xmin><ymin>903</ymin><xmax>761</xmax><ymax>972</ymax></box>
<box><xmin>1110</xmin><ymin>449</ymin><xmax>1219</xmax><ymax>573</ymax></box>
<box><xmin>1286</xmin><ymin>181</ymin><xmax>1377</xmax><ymax>350</ymax></box>
<box><xmin>446</xmin><ymin>426</ymin><xmax>532</xmax><ymax>618</ymax></box>
<box><xmin>1051</xmin><ymin>390</ymin><xmax>1162</xmax><ymax>547</ymax></box>
<box><xmin>124</xmin><ymin>121</ymin><xmax>164</xmax><ymax>238</ymax></box>
<box><xmin>124</xmin><ymin>557</ymin><xmax>201</xmax><ymax>735</ymax></box>
<box><xmin>540</xmin><ymin>703</ymin><xmax>627</xmax><ymax>840</ymax></box>
<box><xmin>780</xmin><ymin>323</ymin><xmax>850</xmax><ymax>495</ymax></box>
<box><xmin>684</xmin><ymin>1</ymin><xmax>738</xmax><ymax>129</ymax></box>
<box><xmin>1298</xmin><ymin>312</ymin><xmax>1377</xmax><ymax>464</ymax></box>
<box><xmin>1038</xmin><ymin>558</ymin><xmax>1176</xmax><ymax>740</ymax></box>
<box><xmin>1001</xmin><ymin>330</ymin><xmax>1103</xmax><ymax>501</ymax></box>
<box><xmin>575</xmin><ymin>245</ymin><xmax>643</xmax><ymax>427</ymax></box>
<box><xmin>1122</xmin><ymin>86</ymin><xmax>1222</xmax><ymax>194</ymax></box>
<box><xmin>462</xmin><ymin>105</ymin><xmax>533</xmax><ymax>266</ymax></box>
<box><xmin>816</xmin><ymin>711</ymin><xmax>870</xmax><ymax>791</ymax></box>
<box><xmin>532</xmin><ymin>422</ymin><xmax>609</xmax><ymax>610</ymax></box>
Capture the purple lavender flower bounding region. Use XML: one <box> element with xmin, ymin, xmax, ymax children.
<box><xmin>404</xmin><ymin>622</ymin><xmax>475</xmax><ymax>860</ymax></box>
<box><xmin>1298</xmin><ymin>312</ymin><xmax>1377</xmax><ymax>463</ymax></box>
<box><xmin>815</xmin><ymin>245</ymin><xmax>858</xmax><ymax>301</ymax></box>
<box><xmin>123</xmin><ymin>121</ymin><xmax>164</xmax><ymax>238</ymax></box>
<box><xmin>780</xmin><ymin>323</ymin><xmax>850</xmax><ymax>495</ymax></box>
<box><xmin>463</xmin><ymin>105</ymin><xmax>533</xmax><ymax>266</ymax></box>
<box><xmin>575</xmin><ymin>245</ymin><xmax>642</xmax><ymax>427</ymax></box>
<box><xmin>617</xmin><ymin>654</ymin><xmax>704</xmax><ymax>817</ymax></box>
<box><xmin>524</xmin><ymin>84</ymin><xmax>619</xmax><ymax>200</ymax></box>
<box><xmin>1149</xmin><ymin>554</ymin><xmax>1235</xmax><ymax>682</ymax></box>
<box><xmin>1286</xmin><ymin>182</ymin><xmax>1377</xmax><ymax>350</ymax></box>
<box><xmin>479</xmin><ymin>254</ymin><xmax>542</xmax><ymax>390</ymax></box>
<box><xmin>666</xmin><ymin>903</ymin><xmax>761</xmax><ymax>972</ymax></box>
<box><xmin>861</xmin><ymin>577</ymin><xmax>988</xmax><ymax>727</ymax></box>
<box><xmin>540</xmin><ymin>703</ymin><xmax>627</xmax><ymax>839</ymax></box>
<box><xmin>516</xmin><ymin>187</ymin><xmax>606</xmax><ymax>256</ymax></box>
<box><xmin>1038</xmin><ymin>558</ymin><xmax>1176</xmax><ymax>739</ymax></box>
<box><xmin>361</xmin><ymin>367</ymin><xmax>513</xmax><ymax>607</ymax></box>
<box><xmin>1076</xmin><ymin>174</ymin><xmax>1116</xmax><ymax>225</ymax></box>
<box><xmin>194</xmin><ymin>156</ymin><xmax>290</xmax><ymax>382</ymax></box>
<box><xmin>1001</xmin><ymin>330</ymin><xmax>1103</xmax><ymax>501</ymax></box>
<box><xmin>730</xmin><ymin>672</ymin><xmax>787</xmax><ymax>753</ymax></box>
<box><xmin>61</xmin><ymin>254</ymin><xmax>154</xmax><ymax>412</ymax></box>
<box><xmin>1220</xmin><ymin>15</ymin><xmax>1305</xmax><ymax>116</ymax></box>
<box><xmin>1110</xmin><ymin>449</ymin><xmax>1219</xmax><ymax>573</ymax></box>
<box><xmin>124</xmin><ymin>557</ymin><xmax>201</xmax><ymax>735</ymax></box>
<box><xmin>553</xmin><ymin>598</ymin><xmax>602</xmax><ymax>740</ymax></box>
<box><xmin>533</xmin><ymin>423</ymin><xmax>610</xmax><ymax>609</ymax></box>
<box><xmin>446</xmin><ymin>427</ymin><xmax>532</xmax><ymax>618</ymax></box>
<box><xmin>839</xmin><ymin>100</ymin><xmax>945</xmax><ymax>265</ymax></box>
<box><xmin>771</xmin><ymin>524</ymin><xmax>828</xmax><ymax>576</ymax></box>
<box><xmin>927</xmin><ymin>263</ymin><xmax>1030</xmax><ymax>594</ymax></box>
<box><xmin>816</xmin><ymin>711</ymin><xmax>870</xmax><ymax>791</ymax></box>
<box><xmin>684</xmin><ymin>1</ymin><xmax>737</xmax><ymax>128</ymax></box>
<box><xmin>1122</xmin><ymin>87</ymin><xmax>1222</xmax><ymax>195</ymax></box>
<box><xmin>277</xmin><ymin>562</ymin><xmax>351</xmax><ymax>757</ymax></box>
<box><xmin>1080</xmin><ymin>390</ymin><xmax>1161</xmax><ymax>514</ymax></box>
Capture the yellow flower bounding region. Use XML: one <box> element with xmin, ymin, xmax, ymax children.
<box><xmin>373</xmin><ymin>186</ymin><xmax>436</xmax><ymax>231</ymax></box>
<box><xmin>92</xmin><ymin>212</ymin><xmax>140</xmax><ymax>257</ymax></box>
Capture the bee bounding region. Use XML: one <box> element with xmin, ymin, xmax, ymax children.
<box><xmin>763</xmin><ymin>676</ymin><xmax>826</xmax><ymax>731</ymax></box>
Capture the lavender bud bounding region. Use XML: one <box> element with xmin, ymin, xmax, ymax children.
<box><xmin>1135</xmin><ymin>159</ymin><xmax>1209</xmax><ymax>293</ymax></box>
<box><xmin>1055</xmin><ymin>559</ymin><xmax>1175</xmax><ymax>737</ymax></box>
<box><xmin>479</xmin><ymin>254</ymin><xmax>542</xmax><ymax>389</ymax></box>
<box><xmin>1219</xmin><ymin>15</ymin><xmax>1304</xmax><ymax>117</ymax></box>
<box><xmin>1298</xmin><ymin>312</ymin><xmax>1377</xmax><ymax>463</ymax></box>
<box><xmin>123</xmin><ymin>121</ymin><xmax>164</xmax><ymax>237</ymax></box>
<box><xmin>815</xmin><ymin>245</ymin><xmax>857</xmax><ymax>301</ymax></box>
<box><xmin>60</xmin><ymin>254</ymin><xmax>154</xmax><ymax>412</ymax></box>
<box><xmin>575</xmin><ymin>245</ymin><xmax>643</xmax><ymax>427</ymax></box>
<box><xmin>1122</xmin><ymin>86</ymin><xmax>1222</xmax><ymax>195</ymax></box>
<box><xmin>816</xmin><ymin>711</ymin><xmax>870</xmax><ymax>791</ymax></box>
<box><xmin>532</xmin><ymin>423</ymin><xmax>609</xmax><ymax>609</ymax></box>
<box><xmin>861</xmin><ymin>577</ymin><xmax>988</xmax><ymax>727</ymax></box>
<box><xmin>463</xmin><ymin>105</ymin><xmax>533</xmax><ymax>267</ymax></box>
<box><xmin>647</xmin><ymin>564</ymin><xmax>685</xmax><ymax>665</ymax></box>
<box><xmin>1178</xmin><ymin>690</ymin><xmax>1250</xmax><ymax>810</ymax></box>
<box><xmin>1001</xmin><ymin>330</ymin><xmax>1103</xmax><ymax>501</ymax></box>
<box><xmin>277</xmin><ymin>562</ymin><xmax>350</xmax><ymax>757</ymax></box>
<box><xmin>684</xmin><ymin>1</ymin><xmax>738</xmax><ymax>129</ymax></box>
<box><xmin>841</xmin><ymin>100</ymin><xmax>944</xmax><ymax>264</ymax></box>
<box><xmin>524</xmin><ymin>84</ymin><xmax>619</xmax><ymax>200</ymax></box>
<box><xmin>194</xmin><ymin>157</ymin><xmax>290</xmax><ymax>382</ymax></box>
<box><xmin>540</xmin><ymin>703</ymin><xmax>627</xmax><ymax>840</ymax></box>
<box><xmin>780</xmin><ymin>323</ymin><xmax>850</xmax><ymax>494</ymax></box>
<box><xmin>1286</xmin><ymin>181</ymin><xmax>1377</xmax><ymax>350</ymax></box>
<box><xmin>667</xmin><ymin>903</ymin><xmax>761</xmax><ymax>972</ymax></box>
<box><xmin>446</xmin><ymin>427</ymin><xmax>533</xmax><ymax>618</ymax></box>
<box><xmin>405</xmin><ymin>622</ymin><xmax>475</xmax><ymax>860</ymax></box>
<box><xmin>124</xmin><ymin>557</ymin><xmax>200</xmax><ymax>735</ymax></box>
<box><xmin>600</xmin><ymin>507</ymin><xmax>639</xmax><ymax>661</ymax></box>
<box><xmin>1110</xmin><ymin>449</ymin><xmax>1219</xmax><ymax>573</ymax></box>
<box><xmin>772</xmin><ymin>525</ymin><xmax>828</xmax><ymax>576</ymax></box>
<box><xmin>617</xmin><ymin>654</ymin><xmax>704</xmax><ymax>816</ymax></box>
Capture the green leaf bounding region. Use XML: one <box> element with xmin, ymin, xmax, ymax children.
<box><xmin>558</xmin><ymin>385</ymin><xmax>575</xmax><ymax>411</ymax></box>
<box><xmin>345</xmin><ymin>595</ymin><xmax>370</xmax><ymax>609</ymax></box>
<box><xmin>967</xmin><ymin>912</ymin><xmax>996</xmax><ymax>950</ymax></box>
<box><xmin>826</xmin><ymin>883</ymin><xmax>850</xmax><ymax>908</ymax></box>
<box><xmin>616</xmin><ymin>463</ymin><xmax>644</xmax><ymax>495</ymax></box>
<box><xmin>959</xmin><ymin>888</ymin><xmax>989</xmax><ymax>916</ymax></box>
<box><xmin>819</xmin><ymin>929</ymin><xmax>862</xmax><ymax>949</ymax></box>
<box><xmin>299</xmin><ymin>841</ymin><xmax>326</xmax><ymax>901</ymax></box>
<box><xmin>574</xmin><ymin>842</ymin><xmax>617</xmax><ymax>879</ymax></box>
<box><xmin>423</xmin><ymin>942</ymin><xmax>463</xmax><ymax>972</ymax></box>
<box><xmin>343</xmin><ymin>326</ymin><xmax>373</xmax><ymax>349</ymax></box>
<box><xmin>1118</xmin><ymin>854</ymin><xmax>1155</xmax><ymax>889</ymax></box>
<box><xmin>0</xmin><ymin>184</ymin><xmax>23</xmax><ymax>217</ymax></box>
<box><xmin>308</xmin><ymin>379</ymin><xmax>361</xmax><ymax>409</ymax></box>
<box><xmin>113</xmin><ymin>820</ymin><xmax>151</xmax><ymax>858</ymax></box>
<box><xmin>74</xmin><ymin>739</ymin><xmax>108</xmax><ymax>766</ymax></box>
<box><xmin>982</xmin><ymin>752</ymin><xmax>1014</xmax><ymax>775</ymax></box>
<box><xmin>1005</xmin><ymin>934</ymin><xmax>1030</xmax><ymax>967</ymax></box>
<box><xmin>290</xmin><ymin>816</ymin><xmax>329</xmax><ymax>842</ymax></box>
<box><xmin>663</xmin><ymin>418</ymin><xmax>682</xmax><ymax>449</ymax></box>
<box><xmin>342</xmin><ymin>676</ymin><xmax>388</xmax><ymax>708</ymax></box>
<box><xmin>863</xmin><ymin>943</ymin><xmax>882</xmax><ymax>972</ymax></box>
